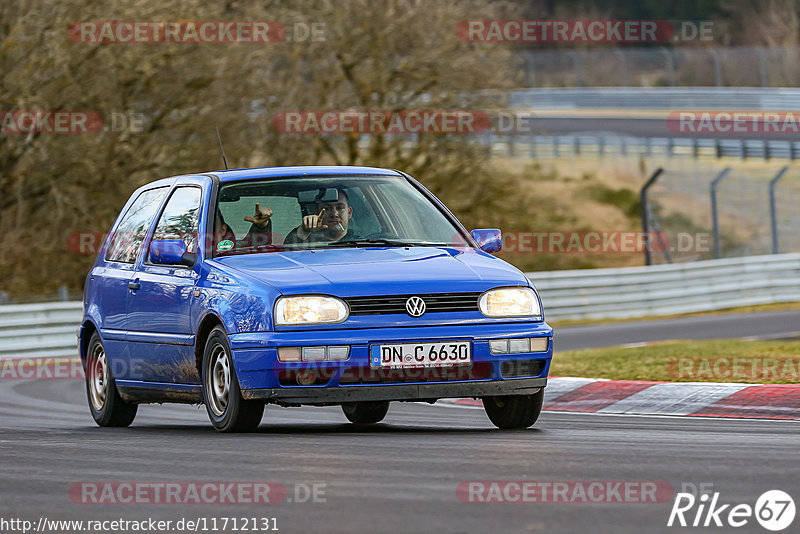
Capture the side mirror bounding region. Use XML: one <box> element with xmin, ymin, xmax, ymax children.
<box><xmin>149</xmin><ymin>239</ymin><xmax>196</xmax><ymax>266</ymax></box>
<box><xmin>471</xmin><ymin>229</ymin><xmax>502</xmax><ymax>253</ymax></box>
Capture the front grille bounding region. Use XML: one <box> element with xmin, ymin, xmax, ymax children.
<box><xmin>344</xmin><ymin>292</ymin><xmax>481</xmax><ymax>316</ymax></box>
<box><xmin>501</xmin><ymin>359</ymin><xmax>546</xmax><ymax>379</ymax></box>
<box><xmin>339</xmin><ymin>362</ymin><xmax>492</xmax><ymax>384</ymax></box>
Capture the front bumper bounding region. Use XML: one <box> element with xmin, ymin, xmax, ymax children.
<box><xmin>229</xmin><ymin>321</ymin><xmax>553</xmax><ymax>403</ymax></box>
<box><xmin>242</xmin><ymin>377</ymin><xmax>547</xmax><ymax>404</ymax></box>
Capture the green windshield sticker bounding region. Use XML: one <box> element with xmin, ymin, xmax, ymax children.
<box><xmin>217</xmin><ymin>240</ymin><xmax>234</xmax><ymax>251</ymax></box>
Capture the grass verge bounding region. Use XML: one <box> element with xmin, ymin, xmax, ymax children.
<box><xmin>551</xmin><ymin>339</ymin><xmax>800</xmax><ymax>384</ymax></box>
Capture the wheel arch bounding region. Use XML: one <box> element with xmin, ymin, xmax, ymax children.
<box><xmin>195</xmin><ymin>313</ymin><xmax>224</xmax><ymax>379</ymax></box>
<box><xmin>79</xmin><ymin>319</ymin><xmax>99</xmax><ymax>368</ymax></box>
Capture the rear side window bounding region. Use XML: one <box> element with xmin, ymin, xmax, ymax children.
<box><xmin>106</xmin><ymin>187</ymin><xmax>168</xmax><ymax>263</ymax></box>
<box><xmin>148</xmin><ymin>187</ymin><xmax>202</xmax><ymax>260</ymax></box>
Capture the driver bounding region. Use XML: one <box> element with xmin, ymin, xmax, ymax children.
<box><xmin>284</xmin><ymin>189</ymin><xmax>359</xmax><ymax>244</ymax></box>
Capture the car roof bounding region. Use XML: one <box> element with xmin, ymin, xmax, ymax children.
<box><xmin>206</xmin><ymin>165</ymin><xmax>404</xmax><ymax>183</ymax></box>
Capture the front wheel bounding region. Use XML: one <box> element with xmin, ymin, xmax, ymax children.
<box><xmin>85</xmin><ymin>332</ymin><xmax>137</xmax><ymax>427</ymax></box>
<box><xmin>202</xmin><ymin>326</ymin><xmax>264</xmax><ymax>432</ymax></box>
<box><xmin>342</xmin><ymin>401</ymin><xmax>390</xmax><ymax>424</ymax></box>
<box><xmin>483</xmin><ymin>389</ymin><xmax>544</xmax><ymax>429</ymax></box>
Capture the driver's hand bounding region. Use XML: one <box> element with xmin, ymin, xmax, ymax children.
<box><xmin>297</xmin><ymin>208</ymin><xmax>327</xmax><ymax>240</ymax></box>
<box><xmin>244</xmin><ymin>202</ymin><xmax>273</xmax><ymax>228</ymax></box>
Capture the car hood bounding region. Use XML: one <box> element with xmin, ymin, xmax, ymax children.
<box><xmin>211</xmin><ymin>247</ymin><xmax>530</xmax><ymax>296</ymax></box>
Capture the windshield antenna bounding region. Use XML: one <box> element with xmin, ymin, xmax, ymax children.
<box><xmin>215</xmin><ymin>121</ymin><xmax>229</xmax><ymax>170</ymax></box>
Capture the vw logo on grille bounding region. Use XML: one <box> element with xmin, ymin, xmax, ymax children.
<box><xmin>405</xmin><ymin>296</ymin><xmax>426</xmax><ymax>317</ymax></box>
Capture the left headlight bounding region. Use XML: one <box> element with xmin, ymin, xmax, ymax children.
<box><xmin>479</xmin><ymin>287</ymin><xmax>541</xmax><ymax>318</ymax></box>
<box><xmin>274</xmin><ymin>295</ymin><xmax>349</xmax><ymax>326</ymax></box>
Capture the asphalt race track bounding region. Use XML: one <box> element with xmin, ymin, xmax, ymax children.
<box><xmin>556</xmin><ymin>310</ymin><xmax>800</xmax><ymax>351</ymax></box>
<box><xmin>2</xmin><ymin>311</ymin><xmax>798</xmax><ymax>533</ymax></box>
<box><xmin>1</xmin><ymin>374</ymin><xmax>798</xmax><ymax>534</ymax></box>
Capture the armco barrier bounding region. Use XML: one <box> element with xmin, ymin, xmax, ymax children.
<box><xmin>528</xmin><ymin>253</ymin><xmax>800</xmax><ymax>320</ymax></box>
<box><xmin>1</xmin><ymin>254</ymin><xmax>798</xmax><ymax>360</ymax></box>
<box><xmin>0</xmin><ymin>301</ymin><xmax>82</xmax><ymax>360</ymax></box>
<box><xmin>510</xmin><ymin>87</ymin><xmax>800</xmax><ymax>110</ymax></box>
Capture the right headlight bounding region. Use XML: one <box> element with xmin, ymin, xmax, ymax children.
<box><xmin>479</xmin><ymin>287</ymin><xmax>541</xmax><ymax>318</ymax></box>
<box><xmin>274</xmin><ymin>295</ymin><xmax>349</xmax><ymax>326</ymax></box>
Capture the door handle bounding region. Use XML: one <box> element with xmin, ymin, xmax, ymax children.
<box><xmin>128</xmin><ymin>281</ymin><xmax>140</xmax><ymax>290</ymax></box>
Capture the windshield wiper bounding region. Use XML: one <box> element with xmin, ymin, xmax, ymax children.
<box><xmin>325</xmin><ymin>239</ymin><xmax>447</xmax><ymax>248</ymax></box>
<box><xmin>215</xmin><ymin>244</ymin><xmax>285</xmax><ymax>257</ymax></box>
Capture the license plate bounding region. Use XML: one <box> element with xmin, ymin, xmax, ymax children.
<box><xmin>370</xmin><ymin>341</ymin><xmax>471</xmax><ymax>368</ymax></box>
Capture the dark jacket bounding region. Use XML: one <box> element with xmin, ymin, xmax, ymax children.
<box><xmin>283</xmin><ymin>226</ymin><xmax>359</xmax><ymax>244</ymax></box>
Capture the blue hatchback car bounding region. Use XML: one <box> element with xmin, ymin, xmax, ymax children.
<box><xmin>80</xmin><ymin>166</ymin><xmax>553</xmax><ymax>432</ymax></box>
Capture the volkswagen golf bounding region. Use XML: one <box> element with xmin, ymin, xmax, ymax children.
<box><xmin>80</xmin><ymin>166</ymin><xmax>553</xmax><ymax>432</ymax></box>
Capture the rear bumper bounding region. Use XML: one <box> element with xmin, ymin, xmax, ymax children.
<box><xmin>242</xmin><ymin>377</ymin><xmax>547</xmax><ymax>404</ymax></box>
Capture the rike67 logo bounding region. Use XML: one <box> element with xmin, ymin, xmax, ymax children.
<box><xmin>668</xmin><ymin>489</ymin><xmax>795</xmax><ymax>531</ymax></box>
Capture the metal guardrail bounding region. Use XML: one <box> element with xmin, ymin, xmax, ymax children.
<box><xmin>511</xmin><ymin>87</ymin><xmax>800</xmax><ymax>110</ymax></box>
<box><xmin>0</xmin><ymin>302</ymin><xmax>82</xmax><ymax>360</ymax></box>
<box><xmin>488</xmin><ymin>135</ymin><xmax>800</xmax><ymax>161</ymax></box>
<box><xmin>529</xmin><ymin>253</ymin><xmax>800</xmax><ymax>320</ymax></box>
<box><xmin>1</xmin><ymin>254</ymin><xmax>798</xmax><ymax>359</ymax></box>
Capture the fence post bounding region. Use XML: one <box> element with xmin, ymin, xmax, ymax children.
<box><xmin>756</xmin><ymin>47</ymin><xmax>768</xmax><ymax>87</ymax></box>
<box><xmin>615</xmin><ymin>50</ymin><xmax>629</xmax><ymax>85</ymax></box>
<box><xmin>709</xmin><ymin>49</ymin><xmax>723</xmax><ymax>87</ymax></box>
<box><xmin>524</xmin><ymin>51</ymin><xmax>536</xmax><ymax>87</ymax></box>
<box><xmin>640</xmin><ymin>167</ymin><xmax>664</xmax><ymax>266</ymax></box>
<box><xmin>769</xmin><ymin>166</ymin><xmax>789</xmax><ymax>254</ymax></box>
<box><xmin>710</xmin><ymin>167</ymin><xmax>732</xmax><ymax>259</ymax></box>
<box><xmin>658</xmin><ymin>47</ymin><xmax>676</xmax><ymax>86</ymax></box>
<box><xmin>568</xmin><ymin>51</ymin><xmax>582</xmax><ymax>87</ymax></box>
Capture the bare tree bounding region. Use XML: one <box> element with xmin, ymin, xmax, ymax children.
<box><xmin>0</xmin><ymin>0</ymin><xmax>521</xmax><ymax>298</ymax></box>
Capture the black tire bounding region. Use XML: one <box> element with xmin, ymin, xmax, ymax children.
<box><xmin>342</xmin><ymin>401</ymin><xmax>390</xmax><ymax>424</ymax></box>
<box><xmin>483</xmin><ymin>389</ymin><xmax>544</xmax><ymax>429</ymax></box>
<box><xmin>85</xmin><ymin>332</ymin><xmax>137</xmax><ymax>427</ymax></box>
<box><xmin>202</xmin><ymin>326</ymin><xmax>264</xmax><ymax>432</ymax></box>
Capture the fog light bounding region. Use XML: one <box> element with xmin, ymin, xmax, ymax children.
<box><xmin>278</xmin><ymin>347</ymin><xmax>301</xmax><ymax>362</ymax></box>
<box><xmin>489</xmin><ymin>339</ymin><xmax>509</xmax><ymax>354</ymax></box>
<box><xmin>302</xmin><ymin>347</ymin><xmax>326</xmax><ymax>361</ymax></box>
<box><xmin>296</xmin><ymin>370</ymin><xmax>318</xmax><ymax>386</ymax></box>
<box><xmin>327</xmin><ymin>346</ymin><xmax>350</xmax><ymax>360</ymax></box>
<box><xmin>508</xmin><ymin>338</ymin><xmax>530</xmax><ymax>353</ymax></box>
<box><xmin>529</xmin><ymin>337</ymin><xmax>549</xmax><ymax>352</ymax></box>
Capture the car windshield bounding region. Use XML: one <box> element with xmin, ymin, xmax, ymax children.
<box><xmin>213</xmin><ymin>175</ymin><xmax>471</xmax><ymax>256</ymax></box>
